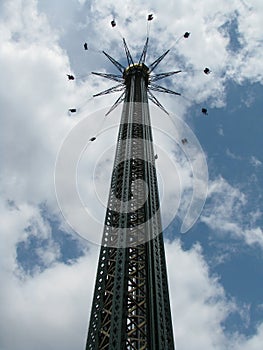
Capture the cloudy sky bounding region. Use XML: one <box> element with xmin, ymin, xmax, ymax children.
<box><xmin>0</xmin><ymin>0</ymin><xmax>262</xmax><ymax>349</ymax></box>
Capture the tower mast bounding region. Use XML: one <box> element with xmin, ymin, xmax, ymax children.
<box><xmin>86</xmin><ymin>38</ymin><xmax>175</xmax><ymax>350</ymax></box>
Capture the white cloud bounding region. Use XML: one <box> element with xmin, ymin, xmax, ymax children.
<box><xmin>234</xmin><ymin>323</ymin><xmax>263</xmax><ymax>350</ymax></box>
<box><xmin>244</xmin><ymin>227</ymin><xmax>263</xmax><ymax>246</ymax></box>
<box><xmin>1</xmin><ymin>224</ymin><xmax>263</xmax><ymax>349</ymax></box>
<box><xmin>226</xmin><ymin>148</ymin><xmax>243</xmax><ymax>160</ymax></box>
<box><xmin>166</xmin><ymin>240</ymin><xmax>263</xmax><ymax>350</ymax></box>
<box><xmin>250</xmin><ymin>156</ymin><xmax>262</xmax><ymax>168</ymax></box>
<box><xmin>0</xmin><ymin>0</ymin><xmax>87</xmax><ymax>214</ymax></box>
<box><xmin>78</xmin><ymin>0</ymin><xmax>263</xmax><ymax>108</ymax></box>
<box><xmin>35</xmin><ymin>240</ymin><xmax>61</xmax><ymax>267</ymax></box>
<box><xmin>0</xmin><ymin>204</ymin><xmax>254</xmax><ymax>350</ymax></box>
<box><xmin>218</xmin><ymin>125</ymin><xmax>224</xmax><ymax>136</ymax></box>
<box><xmin>0</xmin><ymin>241</ymin><xmax>98</xmax><ymax>350</ymax></box>
<box><xmin>166</xmin><ymin>240</ymin><xmax>231</xmax><ymax>349</ymax></box>
<box><xmin>201</xmin><ymin>176</ymin><xmax>263</xmax><ymax>248</ymax></box>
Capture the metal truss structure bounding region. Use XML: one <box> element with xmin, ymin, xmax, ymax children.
<box><xmin>86</xmin><ymin>36</ymin><xmax>177</xmax><ymax>349</ymax></box>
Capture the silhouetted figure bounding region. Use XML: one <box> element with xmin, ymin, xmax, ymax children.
<box><xmin>84</xmin><ymin>43</ymin><xmax>88</xmax><ymax>50</ymax></box>
<box><xmin>148</xmin><ymin>14</ymin><xmax>153</xmax><ymax>21</ymax></box>
<box><xmin>67</xmin><ymin>74</ymin><xmax>75</xmax><ymax>80</ymax></box>
<box><xmin>184</xmin><ymin>32</ymin><xmax>190</xmax><ymax>38</ymax></box>
<box><xmin>202</xmin><ymin>108</ymin><xmax>208</xmax><ymax>115</ymax></box>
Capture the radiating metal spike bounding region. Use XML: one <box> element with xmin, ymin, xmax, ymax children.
<box><xmin>92</xmin><ymin>72</ymin><xmax>124</xmax><ymax>83</ymax></box>
<box><xmin>105</xmin><ymin>91</ymin><xmax>126</xmax><ymax>116</ymax></box>
<box><xmin>123</xmin><ymin>38</ymin><xmax>134</xmax><ymax>66</ymax></box>
<box><xmin>138</xmin><ymin>37</ymin><xmax>149</xmax><ymax>64</ymax></box>
<box><xmin>147</xmin><ymin>90</ymin><xmax>169</xmax><ymax>115</ymax></box>
<box><xmin>103</xmin><ymin>51</ymin><xmax>125</xmax><ymax>73</ymax></box>
<box><xmin>148</xmin><ymin>49</ymin><xmax>170</xmax><ymax>73</ymax></box>
<box><xmin>149</xmin><ymin>83</ymin><xmax>181</xmax><ymax>96</ymax></box>
<box><xmin>150</xmin><ymin>70</ymin><xmax>181</xmax><ymax>82</ymax></box>
<box><xmin>93</xmin><ymin>84</ymin><xmax>125</xmax><ymax>97</ymax></box>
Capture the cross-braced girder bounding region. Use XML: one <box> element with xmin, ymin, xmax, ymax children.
<box><xmin>86</xmin><ymin>65</ymin><xmax>175</xmax><ymax>349</ymax></box>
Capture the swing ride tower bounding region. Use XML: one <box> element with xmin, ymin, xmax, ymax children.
<box><xmin>85</xmin><ymin>29</ymin><xmax>181</xmax><ymax>349</ymax></box>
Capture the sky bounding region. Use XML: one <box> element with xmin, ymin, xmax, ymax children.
<box><xmin>0</xmin><ymin>0</ymin><xmax>262</xmax><ymax>349</ymax></box>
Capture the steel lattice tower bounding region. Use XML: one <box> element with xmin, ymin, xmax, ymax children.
<box><xmin>85</xmin><ymin>34</ymin><xmax>181</xmax><ymax>349</ymax></box>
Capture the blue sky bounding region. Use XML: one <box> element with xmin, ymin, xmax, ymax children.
<box><xmin>0</xmin><ymin>0</ymin><xmax>262</xmax><ymax>349</ymax></box>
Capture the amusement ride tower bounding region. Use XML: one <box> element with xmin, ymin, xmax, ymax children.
<box><xmin>85</xmin><ymin>19</ymin><xmax>184</xmax><ymax>349</ymax></box>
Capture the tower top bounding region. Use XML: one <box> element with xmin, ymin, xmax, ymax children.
<box><xmin>92</xmin><ymin>36</ymin><xmax>183</xmax><ymax>115</ymax></box>
<box><xmin>123</xmin><ymin>63</ymin><xmax>150</xmax><ymax>85</ymax></box>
